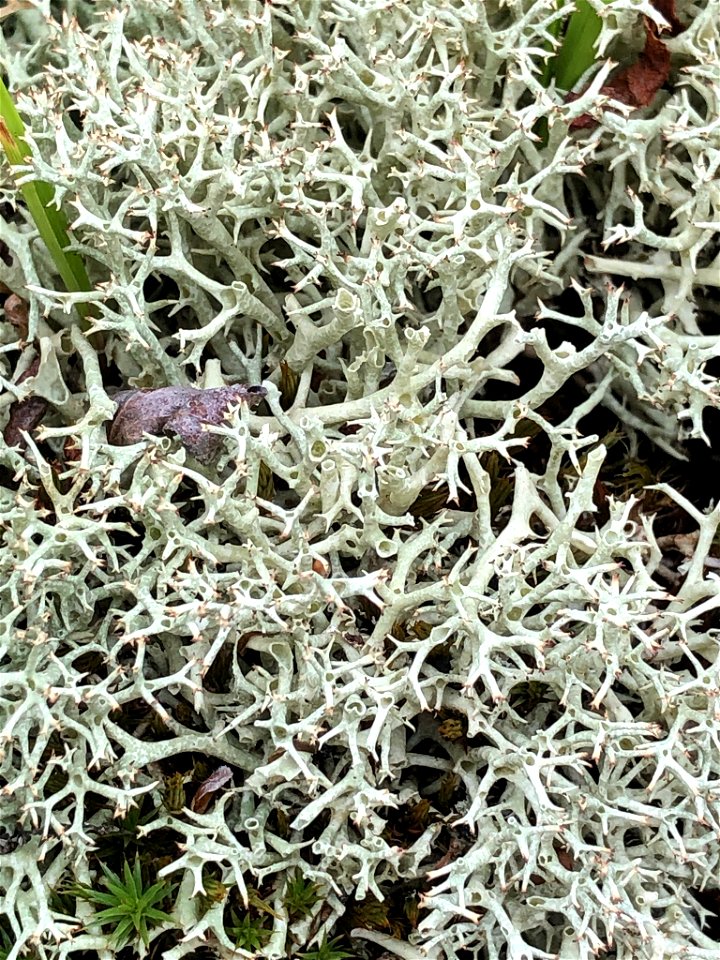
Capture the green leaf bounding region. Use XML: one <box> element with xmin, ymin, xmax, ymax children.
<box><xmin>546</xmin><ymin>0</ymin><xmax>608</xmax><ymax>91</ymax></box>
<box><xmin>72</xmin><ymin>859</ymin><xmax>174</xmax><ymax>949</ymax></box>
<box><xmin>284</xmin><ymin>870</ymin><xmax>321</xmax><ymax>920</ymax></box>
<box><xmin>0</xmin><ymin>77</ymin><xmax>26</xmax><ymax>144</ymax></box>
<box><xmin>94</xmin><ymin>907</ymin><xmax>132</xmax><ymax>924</ymax></box>
<box><xmin>76</xmin><ymin>890</ymin><xmax>119</xmax><ymax>908</ymax></box>
<box><xmin>144</xmin><ymin>906</ymin><xmax>174</xmax><ymax>923</ymax></box>
<box><xmin>143</xmin><ymin>880</ymin><xmax>170</xmax><ymax>901</ymax></box>
<box><xmin>300</xmin><ymin>936</ymin><xmax>355</xmax><ymax>960</ymax></box>
<box><xmin>226</xmin><ymin>911</ymin><xmax>271</xmax><ymax>951</ymax></box>
<box><xmin>0</xmin><ymin>76</ymin><xmax>93</xmax><ymax>320</ymax></box>
<box><xmin>110</xmin><ymin>918</ymin><xmax>135</xmax><ymax>948</ymax></box>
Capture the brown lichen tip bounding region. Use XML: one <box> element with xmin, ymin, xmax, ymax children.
<box><xmin>107</xmin><ymin>383</ymin><xmax>266</xmax><ymax>462</ymax></box>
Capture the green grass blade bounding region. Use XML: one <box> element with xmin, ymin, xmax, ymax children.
<box><xmin>540</xmin><ymin>3</ymin><xmax>566</xmax><ymax>88</ymax></box>
<box><xmin>93</xmin><ymin>907</ymin><xmax>130</xmax><ymax>924</ymax></box>
<box><xmin>0</xmin><ymin>77</ymin><xmax>92</xmax><ymax>319</ymax></box>
<box><xmin>551</xmin><ymin>1</ymin><xmax>605</xmax><ymax>91</ymax></box>
<box><xmin>78</xmin><ymin>890</ymin><xmax>120</xmax><ymax>908</ymax></box>
<box><xmin>0</xmin><ymin>77</ymin><xmax>26</xmax><ymax>144</ymax></box>
<box><xmin>143</xmin><ymin>906</ymin><xmax>174</xmax><ymax>923</ymax></box>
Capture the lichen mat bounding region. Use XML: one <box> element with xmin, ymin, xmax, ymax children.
<box><xmin>0</xmin><ymin>1</ymin><xmax>719</xmax><ymax>959</ymax></box>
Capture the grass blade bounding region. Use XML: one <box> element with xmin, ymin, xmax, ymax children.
<box><xmin>0</xmin><ymin>77</ymin><xmax>92</xmax><ymax>319</ymax></box>
<box><xmin>551</xmin><ymin>1</ymin><xmax>605</xmax><ymax>91</ymax></box>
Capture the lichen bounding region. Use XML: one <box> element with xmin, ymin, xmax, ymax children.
<box><xmin>1</xmin><ymin>1</ymin><xmax>719</xmax><ymax>959</ymax></box>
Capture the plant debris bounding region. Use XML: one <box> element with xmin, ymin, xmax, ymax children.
<box><xmin>107</xmin><ymin>384</ymin><xmax>266</xmax><ymax>461</ymax></box>
<box><xmin>569</xmin><ymin>5</ymin><xmax>685</xmax><ymax>130</ymax></box>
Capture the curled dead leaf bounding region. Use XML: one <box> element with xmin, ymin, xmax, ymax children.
<box><xmin>569</xmin><ymin>11</ymin><xmax>682</xmax><ymax>131</ymax></box>
<box><xmin>108</xmin><ymin>384</ymin><xmax>266</xmax><ymax>462</ymax></box>
<box><xmin>652</xmin><ymin>0</ymin><xmax>684</xmax><ymax>36</ymax></box>
<box><xmin>4</xmin><ymin>294</ymin><xmax>29</xmax><ymax>339</ymax></box>
<box><xmin>0</xmin><ymin>1</ymin><xmax>34</xmax><ymax>20</ymax></box>
<box><xmin>190</xmin><ymin>765</ymin><xmax>233</xmax><ymax>814</ymax></box>
<box><xmin>3</xmin><ymin>356</ymin><xmax>48</xmax><ymax>450</ymax></box>
<box><xmin>312</xmin><ymin>556</ymin><xmax>329</xmax><ymax>576</ymax></box>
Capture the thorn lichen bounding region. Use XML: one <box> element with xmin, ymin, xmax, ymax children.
<box><xmin>1</xmin><ymin>1</ymin><xmax>719</xmax><ymax>959</ymax></box>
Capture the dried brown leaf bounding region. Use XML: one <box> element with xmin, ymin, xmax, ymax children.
<box><xmin>4</xmin><ymin>293</ymin><xmax>29</xmax><ymax>338</ymax></box>
<box><xmin>570</xmin><ymin>19</ymin><xmax>673</xmax><ymax>131</ymax></box>
<box><xmin>108</xmin><ymin>384</ymin><xmax>266</xmax><ymax>462</ymax></box>
<box><xmin>190</xmin><ymin>765</ymin><xmax>233</xmax><ymax>814</ymax></box>
<box><xmin>3</xmin><ymin>356</ymin><xmax>48</xmax><ymax>449</ymax></box>
<box><xmin>0</xmin><ymin>1</ymin><xmax>33</xmax><ymax>20</ymax></box>
<box><xmin>652</xmin><ymin>0</ymin><xmax>684</xmax><ymax>36</ymax></box>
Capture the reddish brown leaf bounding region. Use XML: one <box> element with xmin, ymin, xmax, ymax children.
<box><xmin>4</xmin><ymin>294</ymin><xmax>29</xmax><ymax>338</ymax></box>
<box><xmin>14</xmin><ymin>353</ymin><xmax>39</xmax><ymax>387</ymax></box>
<box><xmin>652</xmin><ymin>0</ymin><xmax>684</xmax><ymax>36</ymax></box>
<box><xmin>190</xmin><ymin>765</ymin><xmax>233</xmax><ymax>814</ymax></box>
<box><xmin>3</xmin><ymin>356</ymin><xmax>48</xmax><ymax>449</ymax></box>
<box><xmin>569</xmin><ymin>19</ymin><xmax>672</xmax><ymax>131</ymax></box>
<box><xmin>3</xmin><ymin>395</ymin><xmax>48</xmax><ymax>448</ymax></box>
<box><xmin>555</xmin><ymin>844</ymin><xmax>575</xmax><ymax>871</ymax></box>
<box><xmin>312</xmin><ymin>556</ymin><xmax>329</xmax><ymax>576</ymax></box>
<box><xmin>63</xmin><ymin>436</ymin><xmax>82</xmax><ymax>463</ymax></box>
<box><xmin>108</xmin><ymin>384</ymin><xmax>266</xmax><ymax>462</ymax></box>
<box><xmin>604</xmin><ymin>25</ymin><xmax>671</xmax><ymax>107</ymax></box>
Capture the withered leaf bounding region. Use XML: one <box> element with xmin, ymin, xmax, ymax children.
<box><xmin>279</xmin><ymin>359</ymin><xmax>299</xmax><ymax>409</ymax></box>
<box><xmin>107</xmin><ymin>383</ymin><xmax>266</xmax><ymax>462</ymax></box>
<box><xmin>652</xmin><ymin>0</ymin><xmax>684</xmax><ymax>36</ymax></box>
<box><xmin>556</xmin><ymin>844</ymin><xmax>575</xmax><ymax>871</ymax></box>
<box><xmin>4</xmin><ymin>294</ymin><xmax>29</xmax><ymax>339</ymax></box>
<box><xmin>0</xmin><ymin>1</ymin><xmax>34</xmax><ymax>20</ymax></box>
<box><xmin>569</xmin><ymin>18</ymin><xmax>674</xmax><ymax>131</ymax></box>
<box><xmin>3</xmin><ymin>356</ymin><xmax>48</xmax><ymax>450</ymax></box>
<box><xmin>190</xmin><ymin>764</ymin><xmax>233</xmax><ymax>814</ymax></box>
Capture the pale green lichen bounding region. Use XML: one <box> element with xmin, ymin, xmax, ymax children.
<box><xmin>1</xmin><ymin>1</ymin><xmax>720</xmax><ymax>959</ymax></box>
